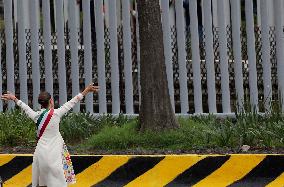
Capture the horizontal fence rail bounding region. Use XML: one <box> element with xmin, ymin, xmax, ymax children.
<box><xmin>0</xmin><ymin>0</ymin><xmax>283</xmax><ymax>115</ymax></box>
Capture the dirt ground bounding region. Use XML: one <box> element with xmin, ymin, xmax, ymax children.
<box><xmin>1</xmin><ymin>146</ymin><xmax>284</xmax><ymax>155</ymax></box>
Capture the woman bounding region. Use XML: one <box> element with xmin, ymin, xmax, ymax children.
<box><xmin>1</xmin><ymin>83</ymin><xmax>99</xmax><ymax>187</ymax></box>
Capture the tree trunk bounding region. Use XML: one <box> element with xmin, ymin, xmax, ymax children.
<box><xmin>137</xmin><ymin>0</ymin><xmax>179</xmax><ymax>131</ymax></box>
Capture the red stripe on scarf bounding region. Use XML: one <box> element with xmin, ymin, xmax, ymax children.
<box><xmin>38</xmin><ymin>109</ymin><xmax>54</xmax><ymax>140</ymax></box>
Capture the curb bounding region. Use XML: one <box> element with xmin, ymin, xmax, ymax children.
<box><xmin>0</xmin><ymin>154</ymin><xmax>283</xmax><ymax>186</ymax></box>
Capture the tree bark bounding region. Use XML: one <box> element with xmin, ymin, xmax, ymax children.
<box><xmin>137</xmin><ymin>0</ymin><xmax>179</xmax><ymax>131</ymax></box>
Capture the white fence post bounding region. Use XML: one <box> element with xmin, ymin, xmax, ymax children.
<box><xmin>95</xmin><ymin>0</ymin><xmax>107</xmax><ymax>113</ymax></box>
<box><xmin>83</xmin><ymin>0</ymin><xmax>94</xmax><ymax>113</ymax></box>
<box><xmin>189</xmin><ymin>0</ymin><xmax>203</xmax><ymax>113</ymax></box>
<box><xmin>260</xmin><ymin>0</ymin><xmax>272</xmax><ymax>112</ymax></box>
<box><xmin>64</xmin><ymin>0</ymin><xmax>69</xmax><ymax>25</ymax></box>
<box><xmin>245</xmin><ymin>0</ymin><xmax>259</xmax><ymax>112</ymax></box>
<box><xmin>109</xmin><ymin>0</ymin><xmax>121</xmax><ymax>114</ymax></box>
<box><xmin>17</xmin><ymin>0</ymin><xmax>28</xmax><ymax>104</ymax></box>
<box><xmin>4</xmin><ymin>0</ymin><xmax>15</xmax><ymax>109</ymax></box>
<box><xmin>203</xmin><ymin>0</ymin><xmax>217</xmax><ymax>113</ymax></box>
<box><xmin>55</xmin><ymin>0</ymin><xmax>67</xmax><ymax>106</ymax></box>
<box><xmin>69</xmin><ymin>0</ymin><xmax>80</xmax><ymax>112</ymax></box>
<box><xmin>275</xmin><ymin>0</ymin><xmax>284</xmax><ymax>111</ymax></box>
<box><xmin>42</xmin><ymin>0</ymin><xmax>54</xmax><ymax>97</ymax></box>
<box><xmin>212</xmin><ymin>0</ymin><xmax>218</xmax><ymax>27</ymax></box>
<box><xmin>1</xmin><ymin>0</ymin><xmax>282</xmax><ymax>115</ymax></box>
<box><xmin>257</xmin><ymin>0</ymin><xmax>261</xmax><ymax>26</ymax></box>
<box><xmin>122</xmin><ymin>0</ymin><xmax>134</xmax><ymax>114</ymax></box>
<box><xmin>230</xmin><ymin>0</ymin><xmax>244</xmax><ymax>112</ymax></box>
<box><xmin>161</xmin><ymin>0</ymin><xmax>175</xmax><ymax>112</ymax></box>
<box><xmin>13</xmin><ymin>0</ymin><xmax>17</xmax><ymax>29</ymax></box>
<box><xmin>30</xmin><ymin>0</ymin><xmax>41</xmax><ymax>109</ymax></box>
<box><xmin>217</xmin><ymin>0</ymin><xmax>231</xmax><ymax>113</ymax></box>
<box><xmin>267</xmin><ymin>1</ymin><xmax>275</xmax><ymax>26</ymax></box>
<box><xmin>135</xmin><ymin>2</ymin><xmax>141</xmax><ymax>108</ymax></box>
<box><xmin>175</xmin><ymin>0</ymin><xmax>189</xmax><ymax>114</ymax></box>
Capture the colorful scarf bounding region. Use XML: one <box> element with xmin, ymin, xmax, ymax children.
<box><xmin>36</xmin><ymin>109</ymin><xmax>54</xmax><ymax>140</ymax></box>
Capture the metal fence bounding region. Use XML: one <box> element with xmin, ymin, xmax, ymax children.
<box><xmin>0</xmin><ymin>0</ymin><xmax>284</xmax><ymax>115</ymax></box>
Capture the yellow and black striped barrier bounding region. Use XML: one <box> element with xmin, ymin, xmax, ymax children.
<box><xmin>0</xmin><ymin>154</ymin><xmax>283</xmax><ymax>186</ymax></box>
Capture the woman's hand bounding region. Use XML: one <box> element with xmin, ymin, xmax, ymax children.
<box><xmin>82</xmin><ymin>83</ymin><xmax>100</xmax><ymax>96</ymax></box>
<box><xmin>1</xmin><ymin>91</ymin><xmax>18</xmax><ymax>102</ymax></box>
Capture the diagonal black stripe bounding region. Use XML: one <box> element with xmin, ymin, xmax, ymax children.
<box><xmin>71</xmin><ymin>156</ymin><xmax>103</xmax><ymax>174</ymax></box>
<box><xmin>166</xmin><ymin>156</ymin><xmax>230</xmax><ymax>186</ymax></box>
<box><xmin>229</xmin><ymin>155</ymin><xmax>284</xmax><ymax>187</ymax></box>
<box><xmin>93</xmin><ymin>156</ymin><xmax>165</xmax><ymax>187</ymax></box>
<box><xmin>0</xmin><ymin>156</ymin><xmax>33</xmax><ymax>182</ymax></box>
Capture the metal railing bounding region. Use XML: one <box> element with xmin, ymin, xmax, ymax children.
<box><xmin>0</xmin><ymin>0</ymin><xmax>284</xmax><ymax>115</ymax></box>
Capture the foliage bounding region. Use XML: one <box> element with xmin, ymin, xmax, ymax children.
<box><xmin>0</xmin><ymin>109</ymin><xmax>284</xmax><ymax>152</ymax></box>
<box><xmin>60</xmin><ymin>113</ymin><xmax>131</xmax><ymax>144</ymax></box>
<box><xmin>0</xmin><ymin>110</ymin><xmax>35</xmax><ymax>146</ymax></box>
<box><xmin>81</xmin><ymin>113</ymin><xmax>284</xmax><ymax>152</ymax></box>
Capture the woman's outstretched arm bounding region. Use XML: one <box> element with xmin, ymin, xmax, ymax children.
<box><xmin>1</xmin><ymin>91</ymin><xmax>39</xmax><ymax>122</ymax></box>
<box><xmin>56</xmin><ymin>83</ymin><xmax>99</xmax><ymax>118</ymax></box>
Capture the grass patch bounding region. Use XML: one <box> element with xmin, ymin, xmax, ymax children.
<box><xmin>80</xmin><ymin>114</ymin><xmax>284</xmax><ymax>152</ymax></box>
<box><xmin>0</xmin><ymin>109</ymin><xmax>284</xmax><ymax>153</ymax></box>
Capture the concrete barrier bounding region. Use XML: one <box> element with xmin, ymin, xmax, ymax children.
<box><xmin>0</xmin><ymin>154</ymin><xmax>283</xmax><ymax>186</ymax></box>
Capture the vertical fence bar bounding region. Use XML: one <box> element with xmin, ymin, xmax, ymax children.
<box><xmin>36</xmin><ymin>0</ymin><xmax>40</xmax><ymax>26</ymax></box>
<box><xmin>224</xmin><ymin>0</ymin><xmax>231</xmax><ymax>26</ymax></box>
<box><xmin>4</xmin><ymin>0</ymin><xmax>15</xmax><ymax>109</ymax></box>
<box><xmin>175</xmin><ymin>0</ymin><xmax>189</xmax><ymax>114</ymax></box>
<box><xmin>13</xmin><ymin>0</ymin><xmax>18</xmax><ymax>29</ymax></box>
<box><xmin>30</xmin><ymin>0</ymin><xmax>40</xmax><ymax>109</ymax></box>
<box><xmin>283</xmin><ymin>0</ymin><xmax>284</xmax><ymax>25</ymax></box>
<box><xmin>212</xmin><ymin>0</ymin><xmax>218</xmax><ymax>27</ymax></box>
<box><xmin>76</xmin><ymin>1</ymin><xmax>80</xmax><ymax>29</ymax></box>
<box><xmin>64</xmin><ymin>0</ymin><xmax>69</xmax><ymax>24</ymax></box>
<box><xmin>22</xmin><ymin>0</ymin><xmax>30</xmax><ymax>29</ymax></box>
<box><xmin>274</xmin><ymin>0</ymin><xmax>284</xmax><ymax>111</ymax></box>
<box><xmin>217</xmin><ymin>0</ymin><xmax>231</xmax><ymax>113</ymax></box>
<box><xmin>95</xmin><ymin>0</ymin><xmax>107</xmax><ymax>113</ymax></box>
<box><xmin>122</xmin><ymin>0</ymin><xmax>134</xmax><ymax>114</ymax></box>
<box><xmin>83</xmin><ymin>0</ymin><xmax>93</xmax><ymax>113</ymax></box>
<box><xmin>189</xmin><ymin>0</ymin><xmax>203</xmax><ymax>113</ymax></box>
<box><xmin>267</xmin><ymin>1</ymin><xmax>274</xmax><ymax>26</ymax></box>
<box><xmin>17</xmin><ymin>0</ymin><xmax>28</xmax><ymax>104</ymax></box>
<box><xmin>55</xmin><ymin>0</ymin><xmax>67</xmax><ymax>106</ymax></box>
<box><xmin>135</xmin><ymin>1</ymin><xmax>141</xmax><ymax>108</ymax></box>
<box><xmin>104</xmin><ymin>0</ymin><xmax>110</xmax><ymax>27</ymax></box>
<box><xmin>230</xmin><ymin>0</ymin><xmax>244</xmax><ymax>111</ymax></box>
<box><xmin>203</xmin><ymin>0</ymin><xmax>217</xmax><ymax>113</ymax></box>
<box><xmin>257</xmin><ymin>0</ymin><xmax>261</xmax><ymax>26</ymax></box>
<box><xmin>42</xmin><ymin>0</ymin><xmax>54</xmax><ymax>97</ymax></box>
<box><xmin>161</xmin><ymin>0</ymin><xmax>175</xmax><ymax>111</ymax></box>
<box><xmin>68</xmin><ymin>0</ymin><xmax>80</xmax><ymax>112</ymax></box>
<box><xmin>53</xmin><ymin>0</ymin><xmax>57</xmax><ymax>28</ymax></box>
<box><xmin>260</xmin><ymin>0</ymin><xmax>272</xmax><ymax>112</ymax></box>
<box><xmin>245</xmin><ymin>0</ymin><xmax>259</xmax><ymax>112</ymax></box>
<box><xmin>108</xmin><ymin>0</ymin><xmax>120</xmax><ymax>114</ymax></box>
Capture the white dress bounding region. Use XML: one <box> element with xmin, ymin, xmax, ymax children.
<box><xmin>16</xmin><ymin>93</ymin><xmax>84</xmax><ymax>187</ymax></box>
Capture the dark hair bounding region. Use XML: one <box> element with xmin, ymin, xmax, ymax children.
<box><xmin>38</xmin><ymin>91</ymin><xmax>51</xmax><ymax>108</ymax></box>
